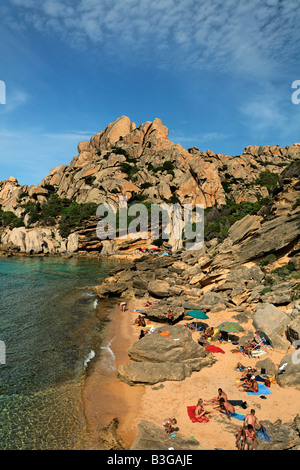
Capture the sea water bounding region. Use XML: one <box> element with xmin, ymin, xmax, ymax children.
<box><xmin>0</xmin><ymin>255</ymin><xmax>117</xmax><ymax>450</ymax></box>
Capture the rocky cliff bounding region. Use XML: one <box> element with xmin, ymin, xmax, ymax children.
<box><xmin>0</xmin><ymin>115</ymin><xmax>299</xmax><ymax>255</ymax></box>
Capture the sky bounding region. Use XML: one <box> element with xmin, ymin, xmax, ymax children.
<box><xmin>0</xmin><ymin>0</ymin><xmax>300</xmax><ymax>186</ymax></box>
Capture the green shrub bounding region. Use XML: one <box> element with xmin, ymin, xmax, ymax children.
<box><xmin>260</xmin><ymin>287</ymin><xmax>271</xmax><ymax>295</ymax></box>
<box><xmin>258</xmin><ymin>254</ymin><xmax>277</xmax><ymax>266</ymax></box>
<box><xmin>0</xmin><ymin>207</ymin><xmax>24</xmax><ymax>228</ymax></box>
<box><xmin>255</xmin><ymin>170</ymin><xmax>279</xmax><ymax>192</ymax></box>
<box><xmin>204</xmin><ymin>199</ymin><xmax>268</xmax><ymax>242</ymax></box>
<box><xmin>120</xmin><ymin>162</ymin><xmax>139</xmax><ymax>180</ymax></box>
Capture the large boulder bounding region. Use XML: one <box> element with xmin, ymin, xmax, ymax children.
<box><xmin>118</xmin><ymin>362</ymin><xmax>193</xmax><ymax>385</ymax></box>
<box><xmin>261</xmin><ymin>281</ymin><xmax>297</xmax><ymax>305</ymax></box>
<box><xmin>255</xmin><ymin>417</ymin><xmax>300</xmax><ymax>450</ymax></box>
<box><xmin>128</xmin><ymin>325</ymin><xmax>207</xmax><ymax>365</ymax></box>
<box><xmin>287</xmin><ymin>318</ymin><xmax>300</xmax><ymax>344</ymax></box>
<box><xmin>253</xmin><ymin>303</ymin><xmax>291</xmax><ymax>339</ymax></box>
<box><xmin>147</xmin><ymin>280</ymin><xmax>170</xmax><ymax>298</ymax></box>
<box><xmin>130</xmin><ymin>420</ymin><xmax>201</xmax><ymax>450</ymax></box>
<box><xmin>276</xmin><ymin>353</ymin><xmax>300</xmax><ymax>389</ymax></box>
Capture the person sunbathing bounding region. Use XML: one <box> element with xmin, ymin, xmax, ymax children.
<box><xmin>218</xmin><ymin>397</ymin><xmax>235</xmax><ymax>419</ymax></box>
<box><xmin>144</xmin><ymin>301</ymin><xmax>154</xmax><ymax>307</ymax></box>
<box><xmin>133</xmin><ymin>315</ymin><xmax>146</xmax><ymax>327</ymax></box>
<box><xmin>203</xmin><ymin>327</ymin><xmax>214</xmax><ymax>340</ymax></box>
<box><xmin>194</xmin><ymin>399</ymin><xmax>209</xmax><ymax>419</ymax></box>
<box><xmin>242</xmin><ymin>376</ymin><xmax>259</xmax><ymax>393</ymax></box>
<box><xmin>243</xmin><ymin>343</ymin><xmax>255</xmax><ymax>358</ymax></box>
<box><xmin>204</xmin><ymin>388</ymin><xmax>227</xmax><ymax>406</ymax></box>
<box><xmin>162</xmin><ymin>418</ymin><xmax>177</xmax><ymax>435</ymax></box>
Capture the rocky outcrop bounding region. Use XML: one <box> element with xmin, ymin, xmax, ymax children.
<box><xmin>276</xmin><ymin>353</ymin><xmax>300</xmax><ymax>389</ymax></box>
<box><xmin>118</xmin><ymin>325</ymin><xmax>216</xmax><ymax>385</ymax></box>
<box><xmin>130</xmin><ymin>420</ymin><xmax>201</xmax><ymax>450</ymax></box>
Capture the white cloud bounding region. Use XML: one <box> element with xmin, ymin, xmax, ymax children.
<box><xmin>6</xmin><ymin>0</ymin><xmax>300</xmax><ymax>81</ymax></box>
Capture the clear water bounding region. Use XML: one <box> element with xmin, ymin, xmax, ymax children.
<box><xmin>0</xmin><ymin>256</ymin><xmax>117</xmax><ymax>450</ymax></box>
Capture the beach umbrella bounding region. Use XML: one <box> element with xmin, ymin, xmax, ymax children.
<box><xmin>255</xmin><ymin>330</ymin><xmax>273</xmax><ymax>348</ymax></box>
<box><xmin>217</xmin><ymin>322</ymin><xmax>243</xmax><ymax>333</ymax></box>
<box><xmin>187</xmin><ymin>310</ymin><xmax>209</xmax><ymax>320</ymax></box>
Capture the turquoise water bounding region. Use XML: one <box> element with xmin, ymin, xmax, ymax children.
<box><xmin>0</xmin><ymin>255</ymin><xmax>117</xmax><ymax>450</ymax></box>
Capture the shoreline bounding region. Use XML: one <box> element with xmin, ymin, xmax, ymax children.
<box><xmin>81</xmin><ymin>297</ymin><xmax>146</xmax><ymax>449</ymax></box>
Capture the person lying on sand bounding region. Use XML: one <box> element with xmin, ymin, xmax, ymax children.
<box><xmin>241</xmin><ymin>376</ymin><xmax>259</xmax><ymax>393</ymax></box>
<box><xmin>218</xmin><ymin>397</ymin><xmax>235</xmax><ymax>419</ymax></box>
<box><xmin>204</xmin><ymin>388</ymin><xmax>227</xmax><ymax>405</ymax></box>
<box><xmin>194</xmin><ymin>399</ymin><xmax>209</xmax><ymax>419</ymax></box>
<box><xmin>162</xmin><ymin>418</ymin><xmax>177</xmax><ymax>435</ymax></box>
<box><xmin>243</xmin><ymin>343</ymin><xmax>255</xmax><ymax>358</ymax></box>
<box><xmin>144</xmin><ymin>300</ymin><xmax>154</xmax><ymax>307</ymax></box>
<box><xmin>202</xmin><ymin>327</ymin><xmax>214</xmax><ymax>340</ymax></box>
<box><xmin>244</xmin><ymin>424</ymin><xmax>257</xmax><ymax>450</ymax></box>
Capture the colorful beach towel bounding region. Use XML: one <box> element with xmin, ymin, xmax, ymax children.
<box><xmin>257</xmin><ymin>426</ymin><xmax>271</xmax><ymax>442</ymax></box>
<box><xmin>205</xmin><ymin>345</ymin><xmax>225</xmax><ymax>354</ymax></box>
<box><xmin>160</xmin><ymin>331</ymin><xmax>170</xmax><ymax>337</ymax></box>
<box><xmin>246</xmin><ymin>383</ymin><xmax>272</xmax><ymax>396</ymax></box>
<box><xmin>221</xmin><ymin>411</ymin><xmax>246</xmax><ymax>421</ymax></box>
<box><xmin>187</xmin><ymin>406</ymin><xmax>209</xmax><ymax>423</ymax></box>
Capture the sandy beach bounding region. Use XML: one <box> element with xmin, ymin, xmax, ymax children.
<box><xmin>82</xmin><ymin>294</ymin><xmax>300</xmax><ymax>450</ymax></box>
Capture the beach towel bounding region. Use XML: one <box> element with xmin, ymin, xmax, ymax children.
<box><xmin>229</xmin><ymin>400</ymin><xmax>248</xmax><ymax>409</ymax></box>
<box><xmin>187</xmin><ymin>406</ymin><xmax>209</xmax><ymax>423</ymax></box>
<box><xmin>220</xmin><ymin>410</ymin><xmax>246</xmax><ymax>421</ymax></box>
<box><xmin>205</xmin><ymin>345</ymin><xmax>225</xmax><ymax>354</ymax></box>
<box><xmin>160</xmin><ymin>331</ymin><xmax>170</xmax><ymax>337</ymax></box>
<box><xmin>252</xmin><ymin>349</ymin><xmax>267</xmax><ymax>357</ymax></box>
<box><xmin>257</xmin><ymin>426</ymin><xmax>271</xmax><ymax>442</ymax></box>
<box><xmin>246</xmin><ymin>383</ymin><xmax>272</xmax><ymax>396</ymax></box>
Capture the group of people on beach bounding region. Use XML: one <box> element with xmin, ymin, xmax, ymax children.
<box><xmin>130</xmin><ymin>299</ymin><xmax>266</xmax><ymax>450</ymax></box>
<box><xmin>163</xmin><ymin>386</ymin><xmax>261</xmax><ymax>450</ymax></box>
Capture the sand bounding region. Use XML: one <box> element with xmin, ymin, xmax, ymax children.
<box><xmin>82</xmin><ymin>296</ymin><xmax>300</xmax><ymax>450</ymax></box>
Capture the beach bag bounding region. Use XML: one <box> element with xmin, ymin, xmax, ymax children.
<box><xmin>264</xmin><ymin>379</ymin><xmax>271</xmax><ymax>388</ymax></box>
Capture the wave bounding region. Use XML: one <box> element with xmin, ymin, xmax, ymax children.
<box><xmin>83</xmin><ymin>349</ymin><xmax>95</xmax><ymax>368</ymax></box>
<box><xmin>99</xmin><ymin>336</ymin><xmax>117</xmax><ymax>373</ymax></box>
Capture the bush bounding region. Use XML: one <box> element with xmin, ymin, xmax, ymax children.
<box><xmin>255</xmin><ymin>171</ymin><xmax>279</xmax><ymax>192</ymax></box>
<box><xmin>0</xmin><ymin>208</ymin><xmax>24</xmax><ymax>228</ymax></box>
<box><xmin>204</xmin><ymin>199</ymin><xmax>268</xmax><ymax>242</ymax></box>
<box><xmin>258</xmin><ymin>254</ymin><xmax>277</xmax><ymax>266</ymax></box>
<box><xmin>120</xmin><ymin>162</ymin><xmax>139</xmax><ymax>180</ymax></box>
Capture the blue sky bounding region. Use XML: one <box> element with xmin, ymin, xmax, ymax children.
<box><xmin>0</xmin><ymin>0</ymin><xmax>300</xmax><ymax>186</ymax></box>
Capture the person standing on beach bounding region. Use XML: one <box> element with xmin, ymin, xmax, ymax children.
<box><xmin>244</xmin><ymin>424</ymin><xmax>257</xmax><ymax>450</ymax></box>
<box><xmin>244</xmin><ymin>409</ymin><xmax>261</xmax><ymax>430</ymax></box>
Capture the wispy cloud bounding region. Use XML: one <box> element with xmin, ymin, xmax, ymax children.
<box><xmin>0</xmin><ymin>88</ymin><xmax>28</xmax><ymax>113</ymax></box>
<box><xmin>6</xmin><ymin>0</ymin><xmax>300</xmax><ymax>80</ymax></box>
